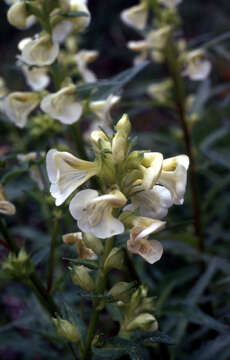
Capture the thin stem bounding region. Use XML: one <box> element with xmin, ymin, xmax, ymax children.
<box><xmin>83</xmin><ymin>237</ymin><xmax>114</xmax><ymax>360</ymax></box>
<box><xmin>70</xmin><ymin>122</ymin><xmax>89</xmax><ymax>161</ymax></box>
<box><xmin>165</xmin><ymin>39</ymin><xmax>204</xmax><ymax>252</ymax></box>
<box><xmin>47</xmin><ymin>218</ymin><xmax>59</xmax><ymax>293</ymax></box>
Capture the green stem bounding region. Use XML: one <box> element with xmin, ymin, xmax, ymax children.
<box><xmin>0</xmin><ymin>218</ymin><xmax>78</xmax><ymax>360</ymax></box>
<box><xmin>47</xmin><ymin>218</ymin><xmax>59</xmax><ymax>294</ymax></box>
<box><xmin>165</xmin><ymin>39</ymin><xmax>204</xmax><ymax>252</ymax></box>
<box><xmin>83</xmin><ymin>237</ymin><xmax>114</xmax><ymax>360</ymax></box>
<box><xmin>70</xmin><ymin>122</ymin><xmax>89</xmax><ymax>161</ymax></box>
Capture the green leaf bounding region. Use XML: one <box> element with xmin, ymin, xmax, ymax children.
<box><xmin>1</xmin><ymin>166</ymin><xmax>28</xmax><ymax>186</ymax></box>
<box><xmin>63</xmin><ymin>257</ymin><xmax>99</xmax><ymax>270</ymax></box>
<box><xmin>76</xmin><ymin>61</ymin><xmax>149</xmax><ymax>100</ymax></box>
<box><xmin>58</xmin><ymin>10</ymin><xmax>89</xmax><ymax>18</ymax></box>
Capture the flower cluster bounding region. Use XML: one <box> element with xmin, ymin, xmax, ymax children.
<box><xmin>2</xmin><ymin>0</ymin><xmax>116</xmax><ymax>130</ymax></box>
<box><xmin>46</xmin><ymin>114</ymin><xmax>189</xmax><ymax>264</ymax></box>
<box><xmin>121</xmin><ymin>0</ymin><xmax>211</xmax><ymax>89</ymax></box>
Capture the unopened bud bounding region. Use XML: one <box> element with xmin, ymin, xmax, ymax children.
<box><xmin>112</xmin><ymin>114</ymin><xmax>131</xmax><ymax>164</ymax></box>
<box><xmin>2</xmin><ymin>248</ymin><xmax>33</xmax><ymax>279</ymax></box>
<box><xmin>83</xmin><ymin>233</ymin><xmax>104</xmax><ymax>256</ymax></box>
<box><xmin>104</xmin><ymin>247</ymin><xmax>125</xmax><ymax>271</ymax></box>
<box><xmin>53</xmin><ymin>318</ymin><xmax>80</xmax><ymax>343</ymax></box>
<box><xmin>63</xmin><ymin>232</ymin><xmax>97</xmax><ymax>259</ymax></box>
<box><xmin>108</xmin><ymin>281</ymin><xmax>136</xmax><ymax>303</ymax></box>
<box><xmin>126</xmin><ymin>313</ymin><xmax>158</xmax><ymax>332</ymax></box>
<box><xmin>70</xmin><ymin>265</ymin><xmax>95</xmax><ymax>292</ymax></box>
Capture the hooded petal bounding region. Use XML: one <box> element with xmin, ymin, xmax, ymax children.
<box><xmin>75</xmin><ymin>50</ymin><xmax>98</xmax><ymax>83</ymax></box>
<box><xmin>41</xmin><ymin>85</ymin><xmax>82</xmax><ymax>124</ymax></box>
<box><xmin>21</xmin><ymin>65</ymin><xmax>50</xmax><ymax>91</ymax></box>
<box><xmin>2</xmin><ymin>92</ymin><xmax>39</xmax><ymax>128</ymax></box>
<box><xmin>158</xmin><ymin>155</ymin><xmax>189</xmax><ymax>204</ymax></box>
<box><xmin>140</xmin><ymin>152</ymin><xmax>163</xmax><ymax>189</ymax></box>
<box><xmin>52</xmin><ymin>20</ymin><xmax>73</xmax><ymax>44</ymax></box>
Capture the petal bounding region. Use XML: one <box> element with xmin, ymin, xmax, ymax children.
<box><xmin>121</xmin><ymin>3</ymin><xmax>148</xmax><ymax>31</ymax></box>
<box><xmin>89</xmin><ymin>209</ymin><xmax>124</xmax><ymax>239</ymax></box>
<box><xmin>52</xmin><ymin>20</ymin><xmax>73</xmax><ymax>44</ymax></box>
<box><xmin>136</xmin><ymin>220</ymin><xmax>166</xmax><ymax>241</ymax></box>
<box><xmin>69</xmin><ymin>189</ymin><xmax>98</xmax><ymax>220</ymax></box>
<box><xmin>46</xmin><ymin>149</ymin><xmax>58</xmax><ymax>182</ymax></box>
<box><xmin>159</xmin><ymin>164</ymin><xmax>188</xmax><ymax>205</ymax></box>
<box><xmin>0</xmin><ymin>201</ymin><xmax>16</xmax><ymax>215</ymax></box>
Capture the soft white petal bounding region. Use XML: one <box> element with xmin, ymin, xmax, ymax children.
<box><xmin>69</xmin><ymin>189</ymin><xmax>98</xmax><ymax>220</ymax></box>
<box><xmin>52</xmin><ymin>20</ymin><xmax>73</xmax><ymax>44</ymax></box>
<box><xmin>46</xmin><ymin>149</ymin><xmax>58</xmax><ymax>182</ymax></box>
<box><xmin>121</xmin><ymin>3</ymin><xmax>148</xmax><ymax>31</ymax></box>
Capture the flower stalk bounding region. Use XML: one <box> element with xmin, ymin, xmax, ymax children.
<box><xmin>47</xmin><ymin>217</ymin><xmax>59</xmax><ymax>293</ymax></box>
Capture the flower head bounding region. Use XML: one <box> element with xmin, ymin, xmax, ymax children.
<box><xmin>183</xmin><ymin>49</ymin><xmax>211</xmax><ymax>81</ymax></box>
<box><xmin>69</xmin><ymin>189</ymin><xmax>126</xmax><ymax>238</ymax></box>
<box><xmin>7</xmin><ymin>2</ymin><xmax>36</xmax><ymax>29</ymax></box>
<box><xmin>46</xmin><ymin>149</ymin><xmax>99</xmax><ymax>206</ymax></box>
<box><xmin>41</xmin><ymin>85</ymin><xmax>82</xmax><ymax>124</ymax></box>
<box><xmin>75</xmin><ymin>50</ymin><xmax>98</xmax><ymax>83</ymax></box>
<box><xmin>21</xmin><ymin>65</ymin><xmax>50</xmax><ymax>91</ymax></box>
<box><xmin>127</xmin><ymin>215</ymin><xmax>165</xmax><ymax>264</ymax></box>
<box><xmin>18</xmin><ymin>35</ymin><xmax>59</xmax><ymax>66</ymax></box>
<box><xmin>3</xmin><ymin>92</ymin><xmax>40</xmax><ymax>128</ymax></box>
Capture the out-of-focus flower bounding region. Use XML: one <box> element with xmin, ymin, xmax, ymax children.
<box><xmin>7</xmin><ymin>1</ymin><xmax>36</xmax><ymax>29</ymax></box>
<box><xmin>0</xmin><ymin>78</ymin><xmax>8</xmax><ymax>112</ymax></box>
<box><xmin>41</xmin><ymin>84</ymin><xmax>82</xmax><ymax>124</ymax></box>
<box><xmin>121</xmin><ymin>2</ymin><xmax>148</xmax><ymax>31</ymax></box>
<box><xmin>17</xmin><ymin>152</ymin><xmax>45</xmax><ymax>190</ymax></box>
<box><xmin>0</xmin><ymin>185</ymin><xmax>16</xmax><ymax>216</ymax></box>
<box><xmin>20</xmin><ymin>65</ymin><xmax>50</xmax><ymax>91</ymax></box>
<box><xmin>159</xmin><ymin>0</ymin><xmax>183</xmax><ymax>8</ymax></box>
<box><xmin>125</xmin><ymin>214</ymin><xmax>165</xmax><ymax>264</ymax></box>
<box><xmin>3</xmin><ymin>92</ymin><xmax>40</xmax><ymax>128</ymax></box>
<box><xmin>182</xmin><ymin>49</ymin><xmax>211</xmax><ymax>81</ymax></box>
<box><xmin>90</xmin><ymin>95</ymin><xmax>120</xmax><ymax>122</ymax></box>
<box><xmin>46</xmin><ymin>149</ymin><xmax>99</xmax><ymax>205</ymax></box>
<box><xmin>147</xmin><ymin>79</ymin><xmax>173</xmax><ymax>102</ymax></box>
<box><xmin>75</xmin><ymin>50</ymin><xmax>98</xmax><ymax>83</ymax></box>
<box><xmin>52</xmin><ymin>0</ymin><xmax>91</xmax><ymax>44</ymax></box>
<box><xmin>18</xmin><ymin>35</ymin><xmax>59</xmax><ymax>66</ymax></box>
<box><xmin>69</xmin><ymin>189</ymin><xmax>126</xmax><ymax>239</ymax></box>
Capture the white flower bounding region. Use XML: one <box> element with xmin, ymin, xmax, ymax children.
<box><xmin>158</xmin><ymin>155</ymin><xmax>189</xmax><ymax>204</ymax></box>
<box><xmin>127</xmin><ymin>217</ymin><xmax>165</xmax><ymax>264</ymax></box>
<box><xmin>139</xmin><ymin>152</ymin><xmax>163</xmax><ymax>189</ymax></box>
<box><xmin>18</xmin><ymin>35</ymin><xmax>59</xmax><ymax>66</ymax></box>
<box><xmin>159</xmin><ymin>0</ymin><xmax>183</xmax><ymax>8</ymax></box>
<box><xmin>46</xmin><ymin>149</ymin><xmax>99</xmax><ymax>206</ymax></box>
<box><xmin>21</xmin><ymin>65</ymin><xmax>50</xmax><ymax>91</ymax></box>
<box><xmin>3</xmin><ymin>92</ymin><xmax>39</xmax><ymax>128</ymax></box>
<box><xmin>0</xmin><ymin>185</ymin><xmax>16</xmax><ymax>216</ymax></box>
<box><xmin>147</xmin><ymin>79</ymin><xmax>173</xmax><ymax>102</ymax></box>
<box><xmin>146</xmin><ymin>26</ymin><xmax>171</xmax><ymax>50</ymax></box>
<box><xmin>183</xmin><ymin>49</ymin><xmax>211</xmax><ymax>81</ymax></box>
<box><xmin>75</xmin><ymin>50</ymin><xmax>98</xmax><ymax>83</ymax></box>
<box><xmin>121</xmin><ymin>3</ymin><xmax>148</xmax><ymax>31</ymax></box>
<box><xmin>125</xmin><ymin>185</ymin><xmax>173</xmax><ymax>220</ymax></box>
<box><xmin>7</xmin><ymin>2</ymin><xmax>36</xmax><ymax>29</ymax></box>
<box><xmin>52</xmin><ymin>0</ymin><xmax>91</xmax><ymax>44</ymax></box>
<box><xmin>41</xmin><ymin>84</ymin><xmax>82</xmax><ymax>124</ymax></box>
<box><xmin>17</xmin><ymin>152</ymin><xmax>45</xmax><ymax>190</ymax></box>
<box><xmin>90</xmin><ymin>95</ymin><xmax>120</xmax><ymax>121</ymax></box>
<box><xmin>69</xmin><ymin>189</ymin><xmax>126</xmax><ymax>239</ymax></box>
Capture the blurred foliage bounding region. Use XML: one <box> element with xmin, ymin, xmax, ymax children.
<box><xmin>1</xmin><ymin>0</ymin><xmax>230</xmax><ymax>360</ymax></box>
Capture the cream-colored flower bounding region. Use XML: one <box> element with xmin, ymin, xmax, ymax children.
<box><xmin>125</xmin><ymin>185</ymin><xmax>173</xmax><ymax>220</ymax></box>
<box><xmin>41</xmin><ymin>85</ymin><xmax>82</xmax><ymax>124</ymax></box>
<box><xmin>21</xmin><ymin>65</ymin><xmax>50</xmax><ymax>91</ymax></box>
<box><xmin>63</xmin><ymin>232</ymin><xmax>97</xmax><ymax>259</ymax></box>
<box><xmin>90</xmin><ymin>95</ymin><xmax>120</xmax><ymax>122</ymax></box>
<box><xmin>158</xmin><ymin>155</ymin><xmax>189</xmax><ymax>204</ymax></box>
<box><xmin>146</xmin><ymin>26</ymin><xmax>171</xmax><ymax>50</ymax></box>
<box><xmin>127</xmin><ymin>216</ymin><xmax>165</xmax><ymax>264</ymax></box>
<box><xmin>46</xmin><ymin>149</ymin><xmax>99</xmax><ymax>206</ymax></box>
<box><xmin>121</xmin><ymin>3</ymin><xmax>148</xmax><ymax>31</ymax></box>
<box><xmin>3</xmin><ymin>92</ymin><xmax>40</xmax><ymax>128</ymax></box>
<box><xmin>183</xmin><ymin>49</ymin><xmax>211</xmax><ymax>81</ymax></box>
<box><xmin>69</xmin><ymin>189</ymin><xmax>126</xmax><ymax>239</ymax></box>
<box><xmin>159</xmin><ymin>0</ymin><xmax>183</xmax><ymax>8</ymax></box>
<box><xmin>139</xmin><ymin>152</ymin><xmax>163</xmax><ymax>189</ymax></box>
<box><xmin>52</xmin><ymin>0</ymin><xmax>91</xmax><ymax>44</ymax></box>
<box><xmin>7</xmin><ymin>2</ymin><xmax>36</xmax><ymax>29</ymax></box>
<box><xmin>75</xmin><ymin>50</ymin><xmax>98</xmax><ymax>82</ymax></box>
<box><xmin>0</xmin><ymin>185</ymin><xmax>16</xmax><ymax>216</ymax></box>
<box><xmin>18</xmin><ymin>35</ymin><xmax>59</xmax><ymax>66</ymax></box>
<box><xmin>17</xmin><ymin>152</ymin><xmax>45</xmax><ymax>190</ymax></box>
<box><xmin>147</xmin><ymin>79</ymin><xmax>173</xmax><ymax>102</ymax></box>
